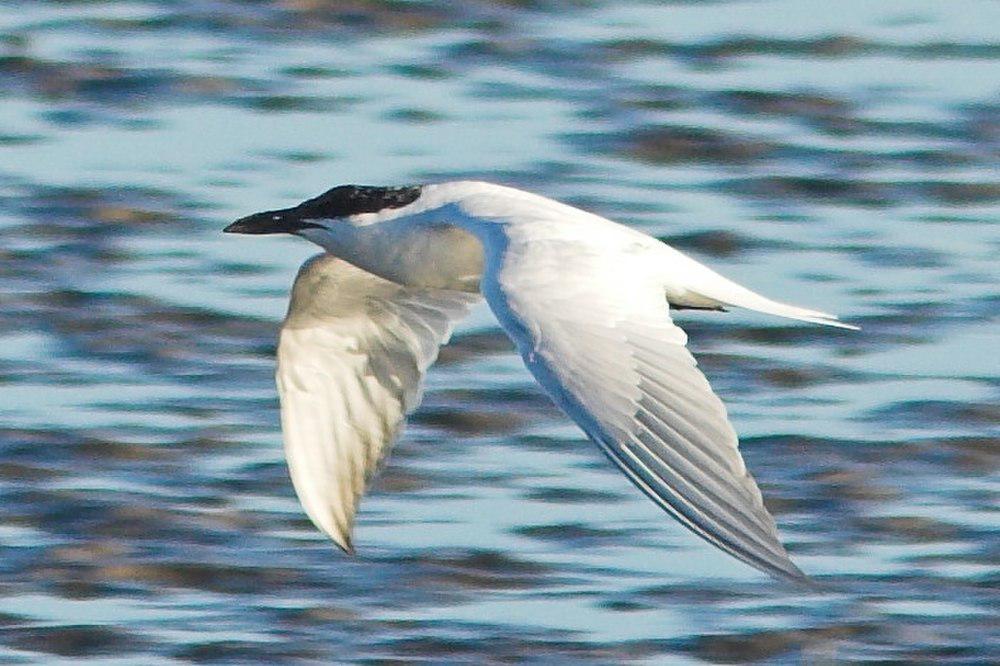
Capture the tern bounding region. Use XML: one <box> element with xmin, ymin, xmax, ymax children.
<box><xmin>225</xmin><ymin>181</ymin><xmax>856</xmax><ymax>584</ymax></box>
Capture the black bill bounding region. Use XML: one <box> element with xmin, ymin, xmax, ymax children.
<box><xmin>223</xmin><ymin>207</ymin><xmax>322</xmax><ymax>235</ymax></box>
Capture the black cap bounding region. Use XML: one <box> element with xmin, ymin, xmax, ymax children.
<box><xmin>225</xmin><ymin>184</ymin><xmax>422</xmax><ymax>234</ymax></box>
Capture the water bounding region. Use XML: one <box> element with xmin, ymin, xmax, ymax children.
<box><xmin>0</xmin><ymin>0</ymin><xmax>997</xmax><ymax>662</ymax></box>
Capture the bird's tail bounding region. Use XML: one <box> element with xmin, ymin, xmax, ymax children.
<box><xmin>715</xmin><ymin>288</ymin><xmax>859</xmax><ymax>330</ymax></box>
<box><xmin>663</xmin><ymin>247</ymin><xmax>859</xmax><ymax>330</ymax></box>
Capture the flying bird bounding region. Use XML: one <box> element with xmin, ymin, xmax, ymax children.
<box><xmin>225</xmin><ymin>181</ymin><xmax>856</xmax><ymax>584</ymax></box>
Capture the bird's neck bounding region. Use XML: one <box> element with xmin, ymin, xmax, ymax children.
<box><xmin>299</xmin><ymin>209</ymin><xmax>484</xmax><ymax>292</ymax></box>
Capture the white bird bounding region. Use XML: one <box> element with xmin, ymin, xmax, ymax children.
<box><xmin>225</xmin><ymin>181</ymin><xmax>856</xmax><ymax>585</ymax></box>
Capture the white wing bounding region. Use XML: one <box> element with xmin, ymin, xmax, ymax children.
<box><xmin>477</xmin><ymin>223</ymin><xmax>811</xmax><ymax>584</ymax></box>
<box><xmin>277</xmin><ymin>254</ymin><xmax>478</xmax><ymax>552</ymax></box>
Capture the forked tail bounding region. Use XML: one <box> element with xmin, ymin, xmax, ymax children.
<box><xmin>715</xmin><ymin>287</ymin><xmax>859</xmax><ymax>330</ymax></box>
<box><xmin>662</xmin><ymin>246</ymin><xmax>860</xmax><ymax>330</ymax></box>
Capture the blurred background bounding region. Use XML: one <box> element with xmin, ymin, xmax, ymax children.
<box><xmin>0</xmin><ymin>0</ymin><xmax>997</xmax><ymax>662</ymax></box>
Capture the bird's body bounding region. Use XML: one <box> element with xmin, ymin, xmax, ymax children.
<box><xmin>226</xmin><ymin>180</ymin><xmax>856</xmax><ymax>585</ymax></box>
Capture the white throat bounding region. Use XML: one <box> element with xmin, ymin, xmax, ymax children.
<box><xmin>299</xmin><ymin>205</ymin><xmax>484</xmax><ymax>292</ymax></box>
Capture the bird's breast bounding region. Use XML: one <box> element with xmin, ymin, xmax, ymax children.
<box><xmin>336</xmin><ymin>223</ymin><xmax>485</xmax><ymax>293</ymax></box>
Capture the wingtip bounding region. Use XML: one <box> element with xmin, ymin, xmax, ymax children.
<box><xmin>320</xmin><ymin>520</ymin><xmax>357</xmax><ymax>555</ymax></box>
<box><xmin>756</xmin><ymin>555</ymin><xmax>824</xmax><ymax>590</ymax></box>
<box><xmin>784</xmin><ymin>569</ymin><xmax>831</xmax><ymax>592</ymax></box>
<box><xmin>332</xmin><ymin>533</ymin><xmax>356</xmax><ymax>556</ymax></box>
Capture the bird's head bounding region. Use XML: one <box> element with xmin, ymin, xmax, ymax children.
<box><xmin>224</xmin><ymin>182</ymin><xmax>486</xmax><ymax>291</ymax></box>
<box><xmin>224</xmin><ymin>184</ymin><xmax>423</xmax><ymax>236</ymax></box>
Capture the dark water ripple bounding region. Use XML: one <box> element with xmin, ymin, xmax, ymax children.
<box><xmin>1</xmin><ymin>0</ymin><xmax>998</xmax><ymax>662</ymax></box>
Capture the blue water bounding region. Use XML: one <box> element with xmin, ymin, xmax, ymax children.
<box><xmin>0</xmin><ymin>0</ymin><xmax>997</xmax><ymax>662</ymax></box>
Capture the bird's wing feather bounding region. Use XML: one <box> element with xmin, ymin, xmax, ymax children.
<box><xmin>277</xmin><ymin>254</ymin><xmax>478</xmax><ymax>551</ymax></box>
<box><xmin>478</xmin><ymin>227</ymin><xmax>810</xmax><ymax>583</ymax></box>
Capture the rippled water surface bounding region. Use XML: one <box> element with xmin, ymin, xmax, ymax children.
<box><xmin>1</xmin><ymin>0</ymin><xmax>997</xmax><ymax>662</ymax></box>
